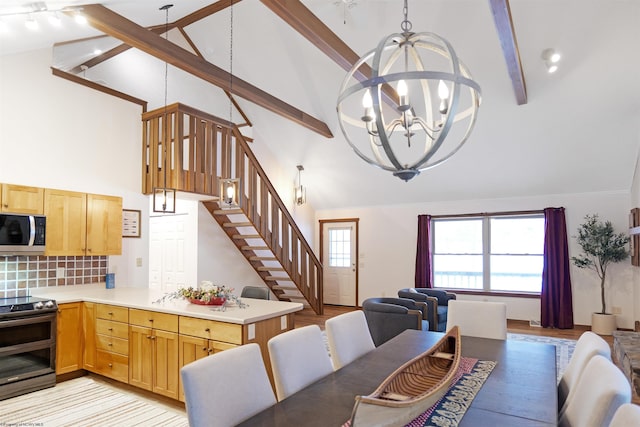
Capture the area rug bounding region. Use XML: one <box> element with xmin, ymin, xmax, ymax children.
<box><xmin>0</xmin><ymin>376</ymin><xmax>188</xmax><ymax>427</ymax></box>
<box><xmin>507</xmin><ymin>333</ymin><xmax>576</xmax><ymax>383</ymax></box>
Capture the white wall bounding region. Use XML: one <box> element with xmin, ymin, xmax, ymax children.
<box><xmin>0</xmin><ymin>48</ymin><xmax>149</xmax><ymax>287</ymax></box>
<box><xmin>316</xmin><ymin>191</ymin><xmax>635</xmax><ymax>328</ymax></box>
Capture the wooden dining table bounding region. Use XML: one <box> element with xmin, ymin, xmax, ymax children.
<box><xmin>237</xmin><ymin>329</ymin><xmax>557</xmax><ymax>427</ymax></box>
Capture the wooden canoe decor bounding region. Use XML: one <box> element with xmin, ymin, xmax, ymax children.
<box><xmin>349</xmin><ymin>326</ymin><xmax>462</xmax><ymax>427</ymax></box>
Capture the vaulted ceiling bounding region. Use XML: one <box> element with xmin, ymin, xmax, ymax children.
<box><xmin>2</xmin><ymin>0</ymin><xmax>639</xmax><ymax>210</ymax></box>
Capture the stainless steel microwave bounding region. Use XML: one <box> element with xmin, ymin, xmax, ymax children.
<box><xmin>0</xmin><ymin>214</ymin><xmax>46</xmax><ymax>255</ymax></box>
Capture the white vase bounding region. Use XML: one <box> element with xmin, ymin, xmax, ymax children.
<box><xmin>591</xmin><ymin>312</ymin><xmax>617</xmax><ymax>335</ymax></box>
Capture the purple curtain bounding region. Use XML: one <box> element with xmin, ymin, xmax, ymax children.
<box><xmin>415</xmin><ymin>214</ymin><xmax>432</xmax><ymax>288</ymax></box>
<box><xmin>541</xmin><ymin>207</ymin><xmax>574</xmax><ymax>329</ymax></box>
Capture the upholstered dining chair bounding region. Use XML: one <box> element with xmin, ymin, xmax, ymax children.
<box><xmin>558</xmin><ymin>331</ymin><xmax>612</xmax><ymax>412</ymax></box>
<box><xmin>445</xmin><ymin>300</ymin><xmax>507</xmax><ymax>340</ymax></box>
<box><xmin>240</xmin><ymin>285</ymin><xmax>270</xmax><ymax>300</ymax></box>
<box><xmin>325</xmin><ymin>310</ymin><xmax>375</xmax><ymax>370</ymax></box>
<box><xmin>609</xmin><ymin>403</ymin><xmax>640</xmax><ymax>427</ymax></box>
<box><xmin>267</xmin><ymin>325</ymin><xmax>334</xmax><ymax>401</ymax></box>
<box><xmin>362</xmin><ymin>297</ymin><xmax>430</xmax><ymax>346</ymax></box>
<box><xmin>398</xmin><ymin>287</ymin><xmax>456</xmax><ymax>332</ymax></box>
<box><xmin>558</xmin><ymin>355</ymin><xmax>631</xmax><ymax>427</ymax></box>
<box><xmin>180</xmin><ymin>343</ymin><xmax>276</xmax><ymax>427</ymax></box>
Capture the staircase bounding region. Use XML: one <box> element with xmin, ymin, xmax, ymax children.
<box><xmin>142</xmin><ymin>103</ymin><xmax>323</xmax><ymax>314</ymax></box>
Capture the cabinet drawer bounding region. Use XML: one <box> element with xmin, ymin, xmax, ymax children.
<box><xmin>96</xmin><ymin>350</ymin><xmax>129</xmax><ymax>383</ymax></box>
<box><xmin>96</xmin><ymin>334</ymin><xmax>129</xmax><ymax>355</ymax></box>
<box><xmin>129</xmin><ymin>309</ymin><xmax>178</xmax><ymax>332</ymax></box>
<box><xmin>96</xmin><ymin>304</ymin><xmax>129</xmax><ymax>323</ymax></box>
<box><xmin>179</xmin><ymin>317</ymin><xmax>242</xmax><ymax>344</ymax></box>
<box><xmin>96</xmin><ymin>318</ymin><xmax>129</xmax><ymax>339</ymax></box>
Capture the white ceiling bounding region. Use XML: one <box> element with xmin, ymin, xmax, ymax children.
<box><xmin>1</xmin><ymin>0</ymin><xmax>639</xmax><ymax>210</ymax></box>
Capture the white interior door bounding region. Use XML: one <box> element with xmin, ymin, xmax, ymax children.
<box><xmin>149</xmin><ymin>215</ymin><xmax>188</xmax><ymax>292</ymax></box>
<box><xmin>322</xmin><ymin>221</ymin><xmax>357</xmax><ymax>306</ymax></box>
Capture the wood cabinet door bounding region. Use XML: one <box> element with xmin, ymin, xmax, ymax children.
<box><xmin>86</xmin><ymin>193</ymin><xmax>122</xmax><ymax>255</ymax></box>
<box><xmin>1</xmin><ymin>184</ymin><xmax>44</xmax><ymax>214</ymax></box>
<box><xmin>129</xmin><ymin>325</ymin><xmax>153</xmax><ymax>391</ymax></box>
<box><xmin>178</xmin><ymin>334</ymin><xmax>209</xmax><ymax>401</ymax></box>
<box><xmin>153</xmin><ymin>330</ymin><xmax>179</xmax><ymax>399</ymax></box>
<box><xmin>44</xmin><ymin>189</ymin><xmax>87</xmax><ymax>256</ymax></box>
<box><xmin>56</xmin><ymin>303</ymin><xmax>83</xmax><ymax>374</ymax></box>
<box><xmin>83</xmin><ymin>302</ymin><xmax>97</xmax><ymax>370</ymax></box>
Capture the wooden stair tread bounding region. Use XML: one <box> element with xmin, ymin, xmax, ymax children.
<box><xmin>249</xmin><ymin>256</ymin><xmax>277</xmax><ymax>261</ymax></box>
<box><xmin>213</xmin><ymin>209</ymin><xmax>243</xmax><ymax>215</ymax></box>
<box><xmin>232</xmin><ymin>234</ymin><xmax>262</xmax><ymax>239</ymax></box>
<box><xmin>223</xmin><ymin>222</ymin><xmax>253</xmax><ymax>228</ymax></box>
<box><xmin>242</xmin><ymin>246</ymin><xmax>270</xmax><ymax>251</ymax></box>
<box><xmin>257</xmin><ymin>266</ymin><xmax>284</xmax><ymax>271</ymax></box>
<box><xmin>264</xmin><ymin>276</ymin><xmax>292</xmax><ymax>281</ymax></box>
<box><xmin>271</xmin><ymin>285</ymin><xmax>298</xmax><ymax>291</ymax></box>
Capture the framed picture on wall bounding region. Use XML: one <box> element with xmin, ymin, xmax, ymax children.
<box><xmin>122</xmin><ymin>209</ymin><xmax>141</xmax><ymax>238</ymax></box>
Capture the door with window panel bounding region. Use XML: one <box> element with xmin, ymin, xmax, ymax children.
<box><xmin>322</xmin><ymin>221</ymin><xmax>357</xmax><ymax>306</ymax></box>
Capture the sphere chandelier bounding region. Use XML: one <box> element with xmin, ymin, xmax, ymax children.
<box><xmin>336</xmin><ymin>0</ymin><xmax>482</xmax><ymax>181</ymax></box>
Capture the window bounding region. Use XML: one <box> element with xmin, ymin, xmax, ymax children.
<box><xmin>328</xmin><ymin>227</ymin><xmax>351</xmax><ymax>267</ymax></box>
<box><xmin>432</xmin><ymin>213</ymin><xmax>545</xmax><ymax>293</ymax></box>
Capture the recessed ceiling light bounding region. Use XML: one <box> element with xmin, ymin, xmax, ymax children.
<box><xmin>541</xmin><ymin>48</ymin><xmax>561</xmax><ymax>74</ymax></box>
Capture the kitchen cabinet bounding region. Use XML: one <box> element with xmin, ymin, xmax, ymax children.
<box><xmin>86</xmin><ymin>193</ymin><xmax>122</xmax><ymax>255</ymax></box>
<box><xmin>56</xmin><ymin>302</ymin><xmax>83</xmax><ymax>374</ymax></box>
<box><xmin>177</xmin><ymin>334</ymin><xmax>236</xmax><ymax>402</ymax></box>
<box><xmin>177</xmin><ymin>316</ymin><xmax>242</xmax><ymax>401</ymax></box>
<box><xmin>82</xmin><ymin>302</ymin><xmax>96</xmax><ymax>370</ymax></box>
<box><xmin>93</xmin><ymin>304</ymin><xmax>129</xmax><ymax>383</ymax></box>
<box><xmin>45</xmin><ymin>190</ymin><xmax>122</xmax><ymax>256</ymax></box>
<box><xmin>129</xmin><ymin>309</ymin><xmax>179</xmax><ymax>400</ymax></box>
<box><xmin>0</xmin><ymin>184</ymin><xmax>44</xmax><ymax>214</ymax></box>
<box><xmin>44</xmin><ymin>189</ymin><xmax>87</xmax><ymax>256</ymax></box>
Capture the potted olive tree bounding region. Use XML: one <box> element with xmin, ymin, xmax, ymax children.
<box><xmin>571</xmin><ymin>214</ymin><xmax>630</xmax><ymax>335</ymax></box>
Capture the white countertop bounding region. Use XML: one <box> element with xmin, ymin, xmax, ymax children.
<box><xmin>30</xmin><ymin>284</ymin><xmax>303</xmax><ymax>325</ymax></box>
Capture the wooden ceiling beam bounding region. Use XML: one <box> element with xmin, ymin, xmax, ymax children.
<box><xmin>489</xmin><ymin>0</ymin><xmax>527</xmax><ymax>105</ymax></box>
<box><xmin>260</xmin><ymin>0</ymin><xmax>398</xmax><ymax>106</ymax></box>
<box><xmin>79</xmin><ymin>3</ymin><xmax>332</xmax><ymax>138</ymax></box>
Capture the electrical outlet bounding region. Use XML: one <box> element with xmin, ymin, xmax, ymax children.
<box><xmin>56</xmin><ymin>267</ymin><xmax>65</xmax><ymax>278</ymax></box>
<box><xmin>613</xmin><ymin>306</ymin><xmax>622</xmax><ymax>315</ymax></box>
<box><xmin>136</xmin><ymin>257</ymin><xmax>143</xmax><ymax>267</ymax></box>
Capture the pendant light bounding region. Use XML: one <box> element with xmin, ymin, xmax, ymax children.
<box><xmin>152</xmin><ymin>4</ymin><xmax>176</xmax><ymax>213</ymax></box>
<box><xmin>336</xmin><ymin>0</ymin><xmax>481</xmax><ymax>181</ymax></box>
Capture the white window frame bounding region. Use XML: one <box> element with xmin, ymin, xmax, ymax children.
<box><xmin>431</xmin><ymin>212</ymin><xmax>545</xmax><ymax>294</ymax></box>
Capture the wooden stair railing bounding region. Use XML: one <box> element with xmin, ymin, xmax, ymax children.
<box><xmin>142</xmin><ymin>103</ymin><xmax>323</xmax><ymax>314</ymax></box>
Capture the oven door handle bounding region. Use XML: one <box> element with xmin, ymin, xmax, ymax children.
<box><xmin>0</xmin><ymin>312</ymin><xmax>56</xmax><ymax>328</ymax></box>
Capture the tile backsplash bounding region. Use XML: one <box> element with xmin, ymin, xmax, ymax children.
<box><xmin>0</xmin><ymin>255</ymin><xmax>108</xmax><ymax>298</ymax></box>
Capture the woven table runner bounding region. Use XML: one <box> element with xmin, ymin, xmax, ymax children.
<box><xmin>342</xmin><ymin>357</ymin><xmax>496</xmax><ymax>427</ymax></box>
<box><xmin>406</xmin><ymin>357</ymin><xmax>497</xmax><ymax>426</ymax></box>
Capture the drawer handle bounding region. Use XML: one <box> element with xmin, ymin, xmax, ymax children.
<box><xmin>146</xmin><ymin>335</ymin><xmax>152</xmax><ymax>339</ymax></box>
<box><xmin>108</xmin><ymin>312</ymin><xmax>113</xmax><ymax>316</ymax></box>
<box><xmin>148</xmin><ymin>319</ymin><xmax>154</xmax><ymax>323</ymax></box>
<box><xmin>108</xmin><ymin>363</ymin><xmax>113</xmax><ymax>368</ymax></box>
<box><xmin>202</xmin><ymin>347</ymin><xmax>208</xmax><ymax>352</ymax></box>
<box><xmin>205</xmin><ymin>328</ymin><xmax>210</xmax><ymax>332</ymax></box>
<box><xmin>108</xmin><ymin>328</ymin><xmax>113</xmax><ymax>331</ymax></box>
<box><xmin>150</xmin><ymin>336</ymin><xmax>156</xmax><ymax>340</ymax></box>
<box><xmin>108</xmin><ymin>343</ymin><xmax>113</xmax><ymax>346</ymax></box>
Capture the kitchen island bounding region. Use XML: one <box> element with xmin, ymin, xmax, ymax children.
<box><xmin>32</xmin><ymin>284</ymin><xmax>303</xmax><ymax>401</ymax></box>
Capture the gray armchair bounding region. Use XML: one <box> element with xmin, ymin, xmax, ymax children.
<box><xmin>241</xmin><ymin>286</ymin><xmax>270</xmax><ymax>300</ymax></box>
<box><xmin>362</xmin><ymin>297</ymin><xmax>430</xmax><ymax>346</ymax></box>
<box><xmin>397</xmin><ymin>288</ymin><xmax>456</xmax><ymax>332</ymax></box>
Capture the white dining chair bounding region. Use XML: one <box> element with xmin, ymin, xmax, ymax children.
<box><xmin>558</xmin><ymin>331</ymin><xmax>612</xmax><ymax>411</ymax></box>
<box><xmin>325</xmin><ymin>310</ymin><xmax>375</xmax><ymax>370</ymax></box>
<box><xmin>180</xmin><ymin>343</ymin><xmax>276</xmax><ymax>427</ymax></box>
<box><xmin>558</xmin><ymin>355</ymin><xmax>631</xmax><ymax>427</ymax></box>
<box><xmin>609</xmin><ymin>402</ymin><xmax>640</xmax><ymax>427</ymax></box>
<box><xmin>445</xmin><ymin>300</ymin><xmax>507</xmax><ymax>340</ymax></box>
<box><xmin>268</xmin><ymin>324</ymin><xmax>334</xmax><ymax>401</ymax></box>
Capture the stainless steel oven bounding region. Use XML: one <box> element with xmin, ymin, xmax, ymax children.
<box><xmin>0</xmin><ymin>296</ymin><xmax>57</xmax><ymax>400</ymax></box>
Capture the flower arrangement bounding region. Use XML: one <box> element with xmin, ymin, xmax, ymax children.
<box><xmin>154</xmin><ymin>281</ymin><xmax>247</xmax><ymax>309</ymax></box>
<box><xmin>177</xmin><ymin>282</ymin><xmax>233</xmax><ymax>303</ymax></box>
